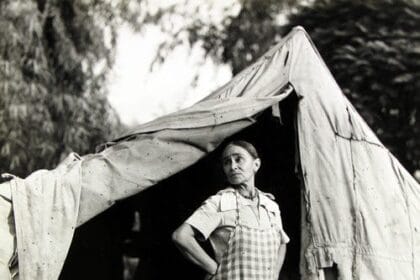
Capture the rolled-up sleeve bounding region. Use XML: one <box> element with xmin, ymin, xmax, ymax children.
<box><xmin>279</xmin><ymin>228</ymin><xmax>290</xmax><ymax>244</ymax></box>
<box><xmin>278</xmin><ymin>213</ymin><xmax>290</xmax><ymax>244</ymax></box>
<box><xmin>185</xmin><ymin>195</ymin><xmax>222</xmax><ymax>240</ymax></box>
<box><xmin>270</xmin><ymin>204</ymin><xmax>290</xmax><ymax>244</ymax></box>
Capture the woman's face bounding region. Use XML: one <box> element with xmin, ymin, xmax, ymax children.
<box><xmin>222</xmin><ymin>144</ymin><xmax>261</xmax><ymax>186</ymax></box>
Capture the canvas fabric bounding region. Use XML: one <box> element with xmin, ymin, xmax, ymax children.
<box><xmin>9</xmin><ymin>153</ymin><xmax>82</xmax><ymax>280</ymax></box>
<box><xmin>289</xmin><ymin>30</ymin><xmax>420</xmax><ymax>280</ymax></box>
<box><xmin>213</xmin><ymin>191</ymin><xmax>280</xmax><ymax>280</ymax></box>
<box><xmin>0</xmin><ymin>27</ymin><xmax>418</xmax><ymax>279</ymax></box>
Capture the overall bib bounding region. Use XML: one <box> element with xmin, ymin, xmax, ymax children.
<box><xmin>213</xmin><ymin>191</ymin><xmax>281</xmax><ymax>280</ymax></box>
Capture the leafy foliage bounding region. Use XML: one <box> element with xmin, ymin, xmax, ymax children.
<box><xmin>146</xmin><ymin>0</ymin><xmax>420</xmax><ymax>175</ymax></box>
<box><xmin>0</xmin><ymin>0</ymin><xmax>142</xmax><ymax>177</ymax></box>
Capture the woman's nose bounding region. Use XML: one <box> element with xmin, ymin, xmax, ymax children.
<box><xmin>230</xmin><ymin>161</ymin><xmax>239</xmax><ymax>170</ymax></box>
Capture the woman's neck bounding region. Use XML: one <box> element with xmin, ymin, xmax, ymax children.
<box><xmin>235</xmin><ymin>183</ymin><xmax>256</xmax><ymax>197</ymax></box>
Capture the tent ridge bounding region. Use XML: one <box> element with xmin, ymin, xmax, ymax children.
<box><xmin>202</xmin><ymin>57</ymin><xmax>267</xmax><ymax>101</ymax></box>
<box><xmin>203</xmin><ymin>29</ymin><xmax>297</xmax><ymax>101</ymax></box>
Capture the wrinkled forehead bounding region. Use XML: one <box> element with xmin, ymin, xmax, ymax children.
<box><xmin>222</xmin><ymin>144</ymin><xmax>252</xmax><ymax>159</ymax></box>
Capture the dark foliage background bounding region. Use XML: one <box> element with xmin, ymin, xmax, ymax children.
<box><xmin>0</xmin><ymin>0</ymin><xmax>145</xmax><ymax>177</ymax></box>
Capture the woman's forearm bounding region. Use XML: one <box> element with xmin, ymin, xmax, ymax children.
<box><xmin>172</xmin><ymin>223</ymin><xmax>218</xmax><ymax>274</ymax></box>
<box><xmin>275</xmin><ymin>244</ymin><xmax>287</xmax><ymax>276</ymax></box>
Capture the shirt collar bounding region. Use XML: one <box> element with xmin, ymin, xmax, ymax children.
<box><xmin>219</xmin><ymin>187</ymin><xmax>277</xmax><ymax>212</ymax></box>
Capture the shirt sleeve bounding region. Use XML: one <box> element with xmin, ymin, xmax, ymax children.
<box><xmin>278</xmin><ymin>214</ymin><xmax>290</xmax><ymax>244</ymax></box>
<box><xmin>270</xmin><ymin>203</ymin><xmax>290</xmax><ymax>244</ymax></box>
<box><xmin>185</xmin><ymin>195</ymin><xmax>222</xmax><ymax>240</ymax></box>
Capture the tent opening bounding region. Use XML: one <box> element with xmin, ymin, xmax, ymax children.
<box><xmin>61</xmin><ymin>92</ymin><xmax>302</xmax><ymax>280</ymax></box>
<box><xmin>124</xmin><ymin>92</ymin><xmax>302</xmax><ymax>279</ymax></box>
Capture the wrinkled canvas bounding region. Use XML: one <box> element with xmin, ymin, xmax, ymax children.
<box><xmin>2</xmin><ymin>27</ymin><xmax>418</xmax><ymax>279</ymax></box>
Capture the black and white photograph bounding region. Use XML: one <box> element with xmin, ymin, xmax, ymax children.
<box><xmin>0</xmin><ymin>0</ymin><xmax>419</xmax><ymax>279</ymax></box>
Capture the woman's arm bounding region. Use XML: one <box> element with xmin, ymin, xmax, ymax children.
<box><xmin>274</xmin><ymin>244</ymin><xmax>287</xmax><ymax>277</ymax></box>
<box><xmin>172</xmin><ymin>223</ymin><xmax>218</xmax><ymax>275</ymax></box>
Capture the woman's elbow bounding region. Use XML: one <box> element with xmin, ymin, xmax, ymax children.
<box><xmin>172</xmin><ymin>224</ymin><xmax>192</xmax><ymax>247</ymax></box>
<box><xmin>172</xmin><ymin>228</ymin><xmax>183</xmax><ymax>245</ymax></box>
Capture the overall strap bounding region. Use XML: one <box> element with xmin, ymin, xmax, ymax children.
<box><xmin>234</xmin><ymin>190</ymin><xmax>240</xmax><ymax>226</ymax></box>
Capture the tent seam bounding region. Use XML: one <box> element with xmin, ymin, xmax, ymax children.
<box><xmin>346</xmin><ymin>106</ymin><xmax>360</xmax><ymax>279</ymax></box>
<box><xmin>295</xmin><ymin>94</ymin><xmax>318</xmax><ymax>274</ymax></box>
<box><xmin>334</xmin><ymin>133</ymin><xmax>383</xmax><ymax>149</ymax></box>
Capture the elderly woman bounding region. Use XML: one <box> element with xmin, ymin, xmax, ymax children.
<box><xmin>172</xmin><ymin>140</ymin><xmax>289</xmax><ymax>280</ymax></box>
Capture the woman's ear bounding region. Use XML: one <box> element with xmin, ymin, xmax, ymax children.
<box><xmin>254</xmin><ymin>158</ymin><xmax>261</xmax><ymax>172</ymax></box>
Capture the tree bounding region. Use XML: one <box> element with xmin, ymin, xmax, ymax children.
<box><xmin>145</xmin><ymin>0</ymin><xmax>420</xmax><ymax>175</ymax></box>
<box><xmin>0</xmin><ymin>0</ymin><xmax>144</xmax><ymax>177</ymax></box>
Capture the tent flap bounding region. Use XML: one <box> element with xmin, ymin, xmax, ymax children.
<box><xmin>10</xmin><ymin>153</ymin><xmax>82</xmax><ymax>280</ymax></box>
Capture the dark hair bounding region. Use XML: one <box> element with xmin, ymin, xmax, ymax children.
<box><xmin>223</xmin><ymin>140</ymin><xmax>259</xmax><ymax>159</ymax></box>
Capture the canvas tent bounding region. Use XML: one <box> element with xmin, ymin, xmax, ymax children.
<box><xmin>0</xmin><ymin>26</ymin><xmax>419</xmax><ymax>280</ymax></box>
